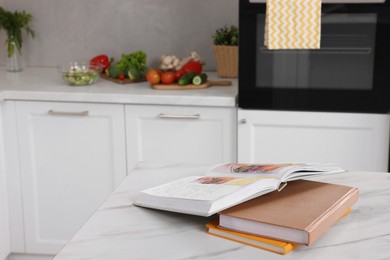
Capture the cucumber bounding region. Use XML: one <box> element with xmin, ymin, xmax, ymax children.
<box><xmin>178</xmin><ymin>72</ymin><xmax>196</xmax><ymax>86</ymax></box>
<box><xmin>192</xmin><ymin>73</ymin><xmax>208</xmax><ymax>85</ymax></box>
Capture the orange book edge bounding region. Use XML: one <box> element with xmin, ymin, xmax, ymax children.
<box><xmin>206</xmin><ymin>220</ymin><xmax>297</xmax><ymax>255</ymax></box>
<box><xmin>205</xmin><ymin>208</ymin><xmax>351</xmax><ymax>255</ymax></box>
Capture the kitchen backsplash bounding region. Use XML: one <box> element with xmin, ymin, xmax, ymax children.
<box><xmin>0</xmin><ymin>0</ymin><xmax>238</xmax><ymax>70</ymax></box>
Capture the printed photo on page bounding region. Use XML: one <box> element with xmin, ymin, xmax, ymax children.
<box><xmin>207</xmin><ymin>163</ymin><xmax>345</xmax><ymax>180</ymax></box>
<box><xmin>208</xmin><ymin>163</ymin><xmax>304</xmax><ymax>178</ymax></box>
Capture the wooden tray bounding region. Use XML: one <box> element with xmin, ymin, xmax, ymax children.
<box><xmin>151</xmin><ymin>80</ymin><xmax>232</xmax><ymax>90</ymax></box>
<box><xmin>100</xmin><ymin>73</ymin><xmax>146</xmax><ymax>84</ymax></box>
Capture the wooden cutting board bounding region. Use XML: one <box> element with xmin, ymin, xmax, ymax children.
<box><xmin>100</xmin><ymin>73</ymin><xmax>146</xmax><ymax>84</ymax></box>
<box><xmin>151</xmin><ymin>80</ymin><xmax>232</xmax><ymax>90</ymax></box>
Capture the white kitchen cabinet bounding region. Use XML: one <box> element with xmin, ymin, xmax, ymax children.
<box><xmin>125</xmin><ymin>104</ymin><xmax>237</xmax><ymax>169</ymax></box>
<box><xmin>0</xmin><ymin>179</ymin><xmax>9</xmax><ymax>260</ymax></box>
<box><xmin>238</xmin><ymin>109</ymin><xmax>390</xmax><ymax>172</ymax></box>
<box><xmin>3</xmin><ymin>101</ymin><xmax>127</xmax><ymax>255</ymax></box>
<box><xmin>0</xmin><ymin>105</ymin><xmax>10</xmax><ymax>260</ymax></box>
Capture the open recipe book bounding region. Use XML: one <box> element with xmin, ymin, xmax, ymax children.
<box><xmin>133</xmin><ymin>163</ymin><xmax>345</xmax><ymax>216</ymax></box>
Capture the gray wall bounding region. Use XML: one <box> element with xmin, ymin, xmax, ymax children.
<box><xmin>0</xmin><ymin>0</ymin><xmax>238</xmax><ymax>70</ymax></box>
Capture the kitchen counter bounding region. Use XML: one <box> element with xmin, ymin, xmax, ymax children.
<box><xmin>54</xmin><ymin>162</ymin><xmax>390</xmax><ymax>260</ymax></box>
<box><xmin>0</xmin><ymin>67</ymin><xmax>237</xmax><ymax>107</ymax></box>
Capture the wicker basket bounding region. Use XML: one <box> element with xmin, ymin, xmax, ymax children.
<box><xmin>212</xmin><ymin>45</ymin><xmax>238</xmax><ymax>78</ymax></box>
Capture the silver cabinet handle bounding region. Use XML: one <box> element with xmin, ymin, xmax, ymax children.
<box><xmin>48</xmin><ymin>110</ymin><xmax>89</xmax><ymax>116</ymax></box>
<box><xmin>158</xmin><ymin>113</ymin><xmax>200</xmax><ymax>120</ymax></box>
<box><xmin>240</xmin><ymin>119</ymin><xmax>247</xmax><ymax>124</ymax></box>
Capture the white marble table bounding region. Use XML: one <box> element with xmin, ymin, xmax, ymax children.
<box><xmin>54</xmin><ymin>162</ymin><xmax>390</xmax><ymax>260</ymax></box>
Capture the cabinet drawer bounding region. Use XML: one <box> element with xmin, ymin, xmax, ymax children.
<box><xmin>125</xmin><ymin>105</ymin><xmax>237</xmax><ymax>169</ymax></box>
<box><xmin>238</xmin><ymin>109</ymin><xmax>390</xmax><ymax>171</ymax></box>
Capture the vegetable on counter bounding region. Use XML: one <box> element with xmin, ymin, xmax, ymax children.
<box><xmin>160</xmin><ymin>71</ymin><xmax>175</xmax><ymax>84</ymax></box>
<box><xmin>192</xmin><ymin>73</ymin><xmax>208</xmax><ymax>85</ymax></box>
<box><xmin>159</xmin><ymin>51</ymin><xmax>202</xmax><ymax>72</ymax></box>
<box><xmin>181</xmin><ymin>60</ymin><xmax>203</xmax><ymax>75</ymax></box>
<box><xmin>118</xmin><ymin>73</ymin><xmax>126</xmax><ymax>80</ymax></box>
<box><xmin>178</xmin><ymin>72</ymin><xmax>197</xmax><ymax>86</ymax></box>
<box><xmin>174</xmin><ymin>70</ymin><xmax>185</xmax><ymax>81</ymax></box>
<box><xmin>146</xmin><ymin>51</ymin><xmax>207</xmax><ymax>86</ymax></box>
<box><xmin>90</xmin><ymin>54</ymin><xmax>112</xmax><ymax>72</ymax></box>
<box><xmin>106</xmin><ymin>65</ymin><xmax>122</xmax><ymax>79</ymax></box>
<box><xmin>160</xmin><ymin>55</ymin><xmax>180</xmax><ymax>71</ymax></box>
<box><xmin>115</xmin><ymin>50</ymin><xmax>148</xmax><ymax>80</ymax></box>
<box><xmin>146</xmin><ymin>69</ymin><xmax>160</xmax><ymax>84</ymax></box>
<box><xmin>102</xmin><ymin>50</ymin><xmax>148</xmax><ymax>80</ymax></box>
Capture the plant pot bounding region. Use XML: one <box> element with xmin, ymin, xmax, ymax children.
<box><xmin>6</xmin><ymin>38</ymin><xmax>23</xmax><ymax>72</ymax></box>
<box><xmin>212</xmin><ymin>45</ymin><xmax>238</xmax><ymax>78</ymax></box>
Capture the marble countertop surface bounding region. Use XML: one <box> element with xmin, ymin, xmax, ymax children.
<box><xmin>0</xmin><ymin>67</ymin><xmax>237</xmax><ymax>107</ymax></box>
<box><xmin>54</xmin><ymin>162</ymin><xmax>390</xmax><ymax>260</ymax></box>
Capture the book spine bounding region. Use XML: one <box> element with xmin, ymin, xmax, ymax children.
<box><xmin>307</xmin><ymin>188</ymin><xmax>359</xmax><ymax>245</ymax></box>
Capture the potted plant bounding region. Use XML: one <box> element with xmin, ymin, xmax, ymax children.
<box><xmin>0</xmin><ymin>7</ymin><xmax>35</xmax><ymax>72</ymax></box>
<box><xmin>212</xmin><ymin>25</ymin><xmax>238</xmax><ymax>78</ymax></box>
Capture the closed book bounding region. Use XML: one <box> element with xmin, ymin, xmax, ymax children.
<box><xmin>206</xmin><ymin>220</ymin><xmax>297</xmax><ymax>255</ymax></box>
<box><xmin>206</xmin><ymin>209</ymin><xmax>350</xmax><ymax>255</ymax></box>
<box><xmin>219</xmin><ymin>180</ymin><xmax>359</xmax><ymax>245</ymax></box>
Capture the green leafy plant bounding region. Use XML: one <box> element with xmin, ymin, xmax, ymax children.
<box><xmin>212</xmin><ymin>25</ymin><xmax>238</xmax><ymax>46</ymax></box>
<box><xmin>116</xmin><ymin>50</ymin><xmax>147</xmax><ymax>73</ymax></box>
<box><xmin>0</xmin><ymin>7</ymin><xmax>35</xmax><ymax>58</ymax></box>
<box><xmin>115</xmin><ymin>50</ymin><xmax>148</xmax><ymax>79</ymax></box>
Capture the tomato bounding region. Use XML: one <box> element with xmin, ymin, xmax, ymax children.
<box><xmin>118</xmin><ymin>73</ymin><xmax>125</xmax><ymax>80</ymax></box>
<box><xmin>181</xmin><ymin>61</ymin><xmax>203</xmax><ymax>75</ymax></box>
<box><xmin>146</xmin><ymin>69</ymin><xmax>160</xmax><ymax>84</ymax></box>
<box><xmin>90</xmin><ymin>54</ymin><xmax>111</xmax><ymax>72</ymax></box>
<box><xmin>161</xmin><ymin>71</ymin><xmax>176</xmax><ymax>84</ymax></box>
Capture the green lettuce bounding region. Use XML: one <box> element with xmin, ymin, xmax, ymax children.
<box><xmin>116</xmin><ymin>50</ymin><xmax>148</xmax><ymax>79</ymax></box>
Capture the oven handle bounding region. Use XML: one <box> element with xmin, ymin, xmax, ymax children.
<box><xmin>249</xmin><ymin>0</ymin><xmax>385</xmax><ymax>3</ymax></box>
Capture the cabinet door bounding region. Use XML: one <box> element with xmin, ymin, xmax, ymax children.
<box><xmin>125</xmin><ymin>105</ymin><xmax>236</xmax><ymax>169</ymax></box>
<box><xmin>14</xmin><ymin>101</ymin><xmax>127</xmax><ymax>254</ymax></box>
<box><xmin>238</xmin><ymin>109</ymin><xmax>390</xmax><ymax>172</ymax></box>
<box><xmin>0</xmin><ymin>105</ymin><xmax>10</xmax><ymax>260</ymax></box>
<box><xmin>0</xmin><ymin>181</ymin><xmax>9</xmax><ymax>260</ymax></box>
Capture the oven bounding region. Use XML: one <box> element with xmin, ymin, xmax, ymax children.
<box><xmin>239</xmin><ymin>0</ymin><xmax>390</xmax><ymax>113</ymax></box>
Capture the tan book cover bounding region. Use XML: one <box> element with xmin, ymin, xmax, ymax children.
<box><xmin>219</xmin><ymin>180</ymin><xmax>359</xmax><ymax>246</ymax></box>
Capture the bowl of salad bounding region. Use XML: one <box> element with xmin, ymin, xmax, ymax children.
<box><xmin>58</xmin><ymin>62</ymin><xmax>103</xmax><ymax>86</ymax></box>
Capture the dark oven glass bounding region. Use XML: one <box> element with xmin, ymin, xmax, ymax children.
<box><xmin>239</xmin><ymin>1</ymin><xmax>390</xmax><ymax>113</ymax></box>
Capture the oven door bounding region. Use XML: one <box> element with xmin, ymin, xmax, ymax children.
<box><xmin>239</xmin><ymin>0</ymin><xmax>390</xmax><ymax>113</ymax></box>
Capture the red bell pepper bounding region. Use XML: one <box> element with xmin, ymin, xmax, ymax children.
<box><xmin>180</xmin><ymin>61</ymin><xmax>203</xmax><ymax>75</ymax></box>
<box><xmin>90</xmin><ymin>54</ymin><xmax>112</xmax><ymax>72</ymax></box>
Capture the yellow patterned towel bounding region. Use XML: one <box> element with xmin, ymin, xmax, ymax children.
<box><xmin>265</xmin><ymin>0</ymin><xmax>321</xmax><ymax>49</ymax></box>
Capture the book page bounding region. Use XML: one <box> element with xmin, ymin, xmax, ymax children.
<box><xmin>207</xmin><ymin>163</ymin><xmax>305</xmax><ymax>179</ymax></box>
<box><xmin>207</xmin><ymin>163</ymin><xmax>344</xmax><ymax>181</ymax></box>
<box><xmin>140</xmin><ymin>176</ymin><xmax>274</xmax><ymax>201</ymax></box>
<box><xmin>282</xmin><ymin>165</ymin><xmax>345</xmax><ymax>181</ymax></box>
